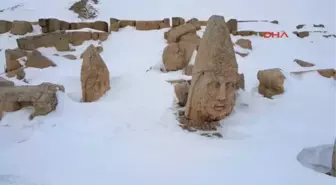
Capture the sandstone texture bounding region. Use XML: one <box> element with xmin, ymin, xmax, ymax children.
<box><xmin>5</xmin><ymin>48</ymin><xmax>26</xmax><ymax>72</ymax></box>
<box><xmin>110</xmin><ymin>18</ymin><xmax>120</xmax><ymax>32</ymax></box>
<box><xmin>10</xmin><ymin>21</ymin><xmax>33</xmax><ymax>35</ymax></box>
<box><xmin>172</xmin><ymin>17</ymin><xmax>185</xmax><ymax>28</ymax></box>
<box><xmin>162</xmin><ymin>42</ymin><xmax>196</xmax><ymax>71</ymax></box>
<box><xmin>184</xmin><ymin>15</ymin><xmax>240</xmax><ymax>130</ymax></box>
<box><xmin>26</xmin><ymin>50</ymin><xmax>56</xmax><ymax>68</ymax></box>
<box><xmin>294</xmin><ymin>59</ymin><xmax>315</xmax><ymax>67</ymax></box>
<box><xmin>183</xmin><ymin>65</ymin><xmax>193</xmax><ymax>76</ymax></box>
<box><xmin>81</xmin><ymin>44</ymin><xmax>110</xmax><ymax>102</ymax></box>
<box><xmin>235</xmin><ymin>39</ymin><xmax>252</xmax><ymax>50</ymax></box>
<box><xmin>0</xmin><ymin>20</ymin><xmax>12</xmax><ymax>33</ymax></box>
<box><xmin>166</xmin><ymin>23</ymin><xmax>198</xmax><ymax>43</ymax></box>
<box><xmin>0</xmin><ymin>77</ymin><xmax>14</xmax><ymax>87</ymax></box>
<box><xmin>16</xmin><ymin>31</ymin><xmax>109</xmax><ymax>51</ymax></box>
<box><xmin>174</xmin><ymin>81</ymin><xmax>190</xmax><ymax>106</ymax></box>
<box><xmin>227</xmin><ymin>19</ymin><xmax>238</xmax><ymax>33</ymax></box>
<box><xmin>257</xmin><ymin>68</ymin><xmax>285</xmax><ymax>98</ymax></box>
<box><xmin>0</xmin><ymin>82</ymin><xmax>65</xmax><ymax>120</ymax></box>
<box><xmin>135</xmin><ymin>19</ymin><xmax>170</xmax><ymax>31</ymax></box>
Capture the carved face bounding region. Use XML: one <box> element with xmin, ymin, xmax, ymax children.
<box><xmin>193</xmin><ymin>72</ymin><xmax>236</xmax><ymax>121</ymax></box>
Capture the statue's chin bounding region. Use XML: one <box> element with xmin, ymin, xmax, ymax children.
<box><xmin>205</xmin><ymin>101</ymin><xmax>228</xmax><ymax>120</ymax></box>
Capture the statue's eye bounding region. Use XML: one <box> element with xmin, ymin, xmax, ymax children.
<box><xmin>226</xmin><ymin>82</ymin><xmax>235</xmax><ymax>88</ymax></box>
<box><xmin>207</xmin><ymin>81</ymin><xmax>220</xmax><ymax>88</ymax></box>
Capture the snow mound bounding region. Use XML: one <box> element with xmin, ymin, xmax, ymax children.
<box><xmin>297</xmin><ymin>144</ymin><xmax>334</xmax><ymax>175</ymax></box>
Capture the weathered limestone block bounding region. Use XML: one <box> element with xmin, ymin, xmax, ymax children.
<box><xmin>180</xmin><ymin>33</ymin><xmax>201</xmax><ymax>50</ymax></box>
<box><xmin>184</xmin><ymin>15</ymin><xmax>239</xmax><ymax>129</ymax></box>
<box><xmin>38</xmin><ymin>18</ymin><xmax>48</xmax><ymax>33</ymax></box>
<box><xmin>5</xmin><ymin>48</ymin><xmax>26</xmax><ymax>72</ymax></box>
<box><xmin>43</xmin><ymin>19</ymin><xmax>71</xmax><ymax>32</ymax></box>
<box><xmin>257</xmin><ymin>68</ymin><xmax>285</xmax><ymax>98</ymax></box>
<box><xmin>172</xmin><ymin>17</ymin><xmax>185</xmax><ymax>28</ymax></box>
<box><xmin>174</xmin><ymin>81</ymin><xmax>190</xmax><ymax>106</ymax></box>
<box><xmin>317</xmin><ymin>69</ymin><xmax>336</xmax><ymax>79</ymax></box>
<box><xmin>135</xmin><ymin>20</ymin><xmax>161</xmax><ymax>30</ymax></box>
<box><xmin>71</xmin><ymin>21</ymin><xmax>108</xmax><ymax>32</ymax></box>
<box><xmin>227</xmin><ymin>19</ymin><xmax>238</xmax><ymax>33</ymax></box>
<box><xmin>0</xmin><ymin>77</ymin><xmax>22</xmax><ymax>112</ymax></box>
<box><xmin>294</xmin><ymin>59</ymin><xmax>315</xmax><ymax>67</ymax></box>
<box><xmin>232</xmin><ymin>30</ymin><xmax>258</xmax><ymax>36</ymax></box>
<box><xmin>6</xmin><ymin>68</ymin><xmax>26</xmax><ymax>80</ymax></box>
<box><xmin>0</xmin><ymin>20</ymin><xmax>12</xmax><ymax>34</ymax></box>
<box><xmin>39</xmin><ymin>18</ymin><xmax>108</xmax><ymax>33</ymax></box>
<box><xmin>183</xmin><ymin>65</ymin><xmax>193</xmax><ymax>76</ymax></box>
<box><xmin>62</xmin><ymin>54</ymin><xmax>77</xmax><ymax>60</ymax></box>
<box><xmin>166</xmin><ymin>23</ymin><xmax>198</xmax><ymax>43</ymax></box>
<box><xmin>16</xmin><ymin>31</ymin><xmax>70</xmax><ymax>50</ymax></box>
<box><xmin>92</xmin><ymin>21</ymin><xmax>109</xmax><ymax>32</ymax></box>
<box><xmin>237</xmin><ymin>73</ymin><xmax>245</xmax><ymax>90</ymax></box>
<box><xmin>290</xmin><ymin>69</ymin><xmax>336</xmax><ymax>80</ymax></box>
<box><xmin>199</xmin><ymin>20</ymin><xmax>207</xmax><ymax>26</ymax></box>
<box><xmin>68</xmin><ymin>31</ymin><xmax>92</xmax><ymax>46</ymax></box>
<box><xmin>55</xmin><ymin>39</ymin><xmax>71</xmax><ymax>51</ymax></box>
<box><xmin>160</xmin><ymin>18</ymin><xmax>170</xmax><ymax>28</ymax></box>
<box><xmin>186</xmin><ymin>18</ymin><xmax>201</xmax><ymax>30</ymax></box>
<box><xmin>47</xmin><ymin>18</ymin><xmax>62</xmax><ymax>32</ymax></box>
<box><xmin>92</xmin><ymin>32</ymin><xmax>99</xmax><ymax>40</ymax></box>
<box><xmin>0</xmin><ymin>82</ymin><xmax>65</xmax><ymax>120</ymax></box>
<box><xmin>16</xmin><ymin>31</ymin><xmax>109</xmax><ymax>51</ymax></box>
<box><xmin>235</xmin><ymin>39</ymin><xmax>252</xmax><ymax>50</ymax></box>
<box><xmin>294</xmin><ymin>31</ymin><xmax>309</xmax><ymax>38</ymax></box>
<box><xmin>60</xmin><ymin>20</ymin><xmax>71</xmax><ymax>30</ymax></box>
<box><xmin>110</xmin><ymin>18</ymin><xmax>120</xmax><ymax>32</ymax></box>
<box><xmin>97</xmin><ymin>32</ymin><xmax>109</xmax><ymax>41</ymax></box>
<box><xmin>10</xmin><ymin>21</ymin><xmax>33</xmax><ymax>35</ymax></box>
<box><xmin>162</xmin><ymin>42</ymin><xmax>196</xmax><ymax>71</ymax></box>
<box><xmin>0</xmin><ymin>77</ymin><xmax>14</xmax><ymax>87</ymax></box>
<box><xmin>26</xmin><ymin>50</ymin><xmax>56</xmax><ymax>69</ymax></box>
<box><xmin>119</xmin><ymin>20</ymin><xmax>136</xmax><ymax>28</ymax></box>
<box><xmin>81</xmin><ymin>44</ymin><xmax>110</xmax><ymax>102</ymax></box>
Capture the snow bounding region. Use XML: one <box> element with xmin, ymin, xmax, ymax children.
<box><xmin>0</xmin><ymin>0</ymin><xmax>336</xmax><ymax>185</ymax></box>
<box><xmin>297</xmin><ymin>144</ymin><xmax>334</xmax><ymax>174</ymax></box>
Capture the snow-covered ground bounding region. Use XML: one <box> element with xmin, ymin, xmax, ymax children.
<box><xmin>0</xmin><ymin>0</ymin><xmax>335</xmax><ymax>185</ymax></box>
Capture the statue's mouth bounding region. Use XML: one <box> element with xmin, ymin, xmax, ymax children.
<box><xmin>213</xmin><ymin>104</ymin><xmax>226</xmax><ymax>111</ymax></box>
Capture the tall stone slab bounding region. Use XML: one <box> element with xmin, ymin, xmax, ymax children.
<box><xmin>81</xmin><ymin>44</ymin><xmax>110</xmax><ymax>102</ymax></box>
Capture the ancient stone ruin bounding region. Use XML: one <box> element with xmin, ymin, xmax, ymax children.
<box><xmin>16</xmin><ymin>30</ymin><xmax>109</xmax><ymax>51</ymax></box>
<box><xmin>110</xmin><ymin>18</ymin><xmax>171</xmax><ymax>32</ymax></box>
<box><xmin>10</xmin><ymin>21</ymin><xmax>33</xmax><ymax>35</ymax></box>
<box><xmin>235</xmin><ymin>38</ymin><xmax>252</xmax><ymax>50</ymax></box>
<box><xmin>174</xmin><ymin>80</ymin><xmax>191</xmax><ymax>107</ymax></box>
<box><xmin>5</xmin><ymin>48</ymin><xmax>56</xmax><ymax>69</ymax></box>
<box><xmin>0</xmin><ymin>81</ymin><xmax>65</xmax><ymax>120</ymax></box>
<box><xmin>161</xmin><ymin>19</ymin><xmax>203</xmax><ymax>72</ymax></box>
<box><xmin>0</xmin><ymin>20</ymin><xmax>33</xmax><ymax>35</ymax></box>
<box><xmin>294</xmin><ymin>59</ymin><xmax>315</xmax><ymax>67</ymax></box>
<box><xmin>257</xmin><ymin>68</ymin><xmax>285</xmax><ymax>98</ymax></box>
<box><xmin>178</xmin><ymin>15</ymin><xmax>243</xmax><ymax>131</ymax></box>
<box><xmin>81</xmin><ymin>44</ymin><xmax>110</xmax><ymax>102</ymax></box>
<box><xmin>38</xmin><ymin>18</ymin><xmax>108</xmax><ymax>33</ymax></box>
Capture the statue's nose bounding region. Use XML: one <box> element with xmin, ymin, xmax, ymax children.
<box><xmin>216</xmin><ymin>84</ymin><xmax>226</xmax><ymax>101</ymax></box>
